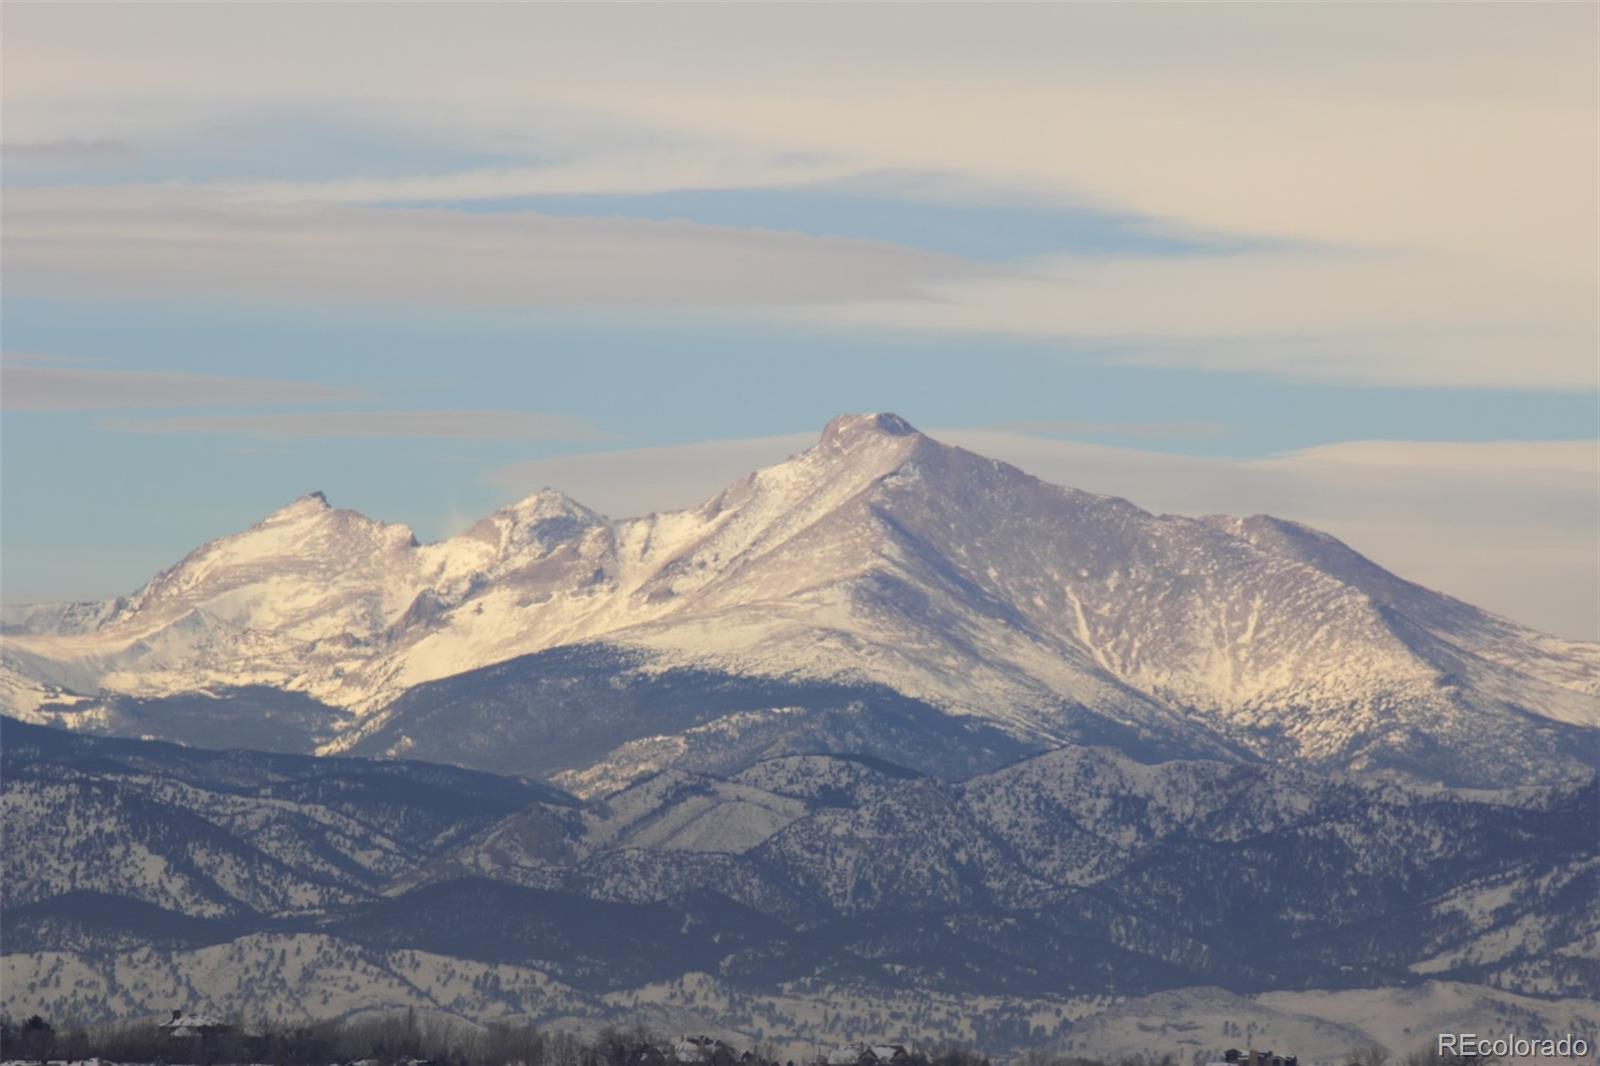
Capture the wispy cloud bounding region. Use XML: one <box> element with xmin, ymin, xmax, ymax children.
<box><xmin>1</xmin><ymin>358</ymin><xmax>348</xmax><ymax>411</ymax></box>
<box><xmin>214</xmin><ymin>152</ymin><xmax>869</xmax><ymax>206</ymax></box>
<box><xmin>106</xmin><ymin>410</ymin><xmax>604</xmax><ymax>441</ymax></box>
<box><xmin>4</xmin><ymin>7</ymin><xmax>1589</xmax><ymax>391</ymax></box>
<box><xmin>993</xmin><ymin>419</ymin><xmax>1227</xmax><ymax>439</ymax></box>
<box><xmin>817</xmin><ymin>249</ymin><xmax>1596</xmax><ymax>391</ymax></box>
<box><xmin>2</xmin><ymin>138</ymin><xmax>138</xmax><ymax>162</ymax></box>
<box><xmin>3</xmin><ymin>187</ymin><xmax>985</xmax><ymax>308</ymax></box>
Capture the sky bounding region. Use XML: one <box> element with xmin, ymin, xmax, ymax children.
<box><xmin>2</xmin><ymin>4</ymin><xmax>1596</xmax><ymax>639</ymax></box>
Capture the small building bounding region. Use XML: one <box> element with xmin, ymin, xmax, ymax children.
<box><xmin>825</xmin><ymin>1044</ymin><xmax>891</xmax><ymax>1066</ymax></box>
<box><xmin>674</xmin><ymin>1036</ymin><xmax>735</xmax><ymax>1066</ymax></box>
<box><xmin>158</xmin><ymin>1010</ymin><xmax>231</xmax><ymax>1039</ymax></box>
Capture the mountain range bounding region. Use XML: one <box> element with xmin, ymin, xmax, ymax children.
<box><xmin>3</xmin><ymin>718</ymin><xmax>1596</xmax><ymax>1060</ymax></box>
<box><xmin>4</xmin><ymin>413</ymin><xmax>1597</xmax><ymax>789</ymax></box>
<box><xmin>3</xmin><ymin>414</ymin><xmax>1598</xmax><ymax>1060</ymax></box>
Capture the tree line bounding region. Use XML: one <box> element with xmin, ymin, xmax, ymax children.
<box><xmin>0</xmin><ymin>1012</ymin><xmax>1493</xmax><ymax>1066</ymax></box>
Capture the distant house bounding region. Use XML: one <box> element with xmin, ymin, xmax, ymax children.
<box><xmin>159</xmin><ymin>1010</ymin><xmax>232</xmax><ymax>1039</ymax></box>
<box><xmin>825</xmin><ymin>1044</ymin><xmax>906</xmax><ymax>1066</ymax></box>
<box><xmin>674</xmin><ymin>1036</ymin><xmax>735</xmax><ymax>1066</ymax></box>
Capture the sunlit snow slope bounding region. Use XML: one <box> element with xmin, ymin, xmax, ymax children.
<box><xmin>5</xmin><ymin>414</ymin><xmax>1597</xmax><ymax>785</ymax></box>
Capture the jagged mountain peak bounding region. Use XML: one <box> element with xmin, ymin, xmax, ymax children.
<box><xmin>6</xmin><ymin>415</ymin><xmax>1598</xmax><ymax>786</ymax></box>
<box><xmin>264</xmin><ymin>489</ymin><xmax>333</xmax><ymax>520</ymax></box>
<box><xmin>499</xmin><ymin>487</ymin><xmax>600</xmax><ymax>521</ymax></box>
<box><xmin>250</xmin><ymin>489</ymin><xmax>417</xmax><ymax>548</ymax></box>
<box><xmin>727</xmin><ymin>412</ymin><xmax>934</xmax><ymax>506</ymax></box>
<box><xmin>222</xmin><ymin>489</ymin><xmax>417</xmax><ymax>556</ymax></box>
<box><xmin>774</xmin><ymin>411</ymin><xmax>927</xmax><ymax>478</ymax></box>
<box><xmin>463</xmin><ymin>488</ymin><xmax>605</xmax><ymax>546</ymax></box>
<box><xmin>818</xmin><ymin>411</ymin><xmax>920</xmax><ymax>445</ymax></box>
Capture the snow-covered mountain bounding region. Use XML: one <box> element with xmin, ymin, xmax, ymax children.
<box><xmin>5</xmin><ymin>413</ymin><xmax>1597</xmax><ymax>786</ymax></box>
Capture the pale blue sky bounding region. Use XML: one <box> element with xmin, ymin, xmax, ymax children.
<box><xmin>2</xmin><ymin>5</ymin><xmax>1595</xmax><ymax>636</ymax></box>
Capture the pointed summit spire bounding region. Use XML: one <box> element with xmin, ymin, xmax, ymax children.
<box><xmin>263</xmin><ymin>490</ymin><xmax>334</xmax><ymax>522</ymax></box>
